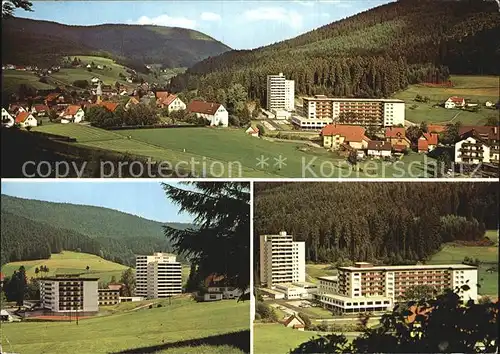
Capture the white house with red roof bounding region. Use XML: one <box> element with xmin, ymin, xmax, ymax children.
<box><xmin>245</xmin><ymin>126</ymin><xmax>260</xmax><ymax>137</ymax></box>
<box><xmin>187</xmin><ymin>100</ymin><xmax>228</xmax><ymax>127</ymax></box>
<box><xmin>417</xmin><ymin>132</ymin><xmax>439</xmax><ymax>153</ymax></box>
<box><xmin>283</xmin><ymin>314</ymin><xmax>305</xmax><ymax>331</ymax></box>
<box><xmin>60</xmin><ymin>105</ymin><xmax>85</xmax><ymax>124</ymax></box>
<box><xmin>31</xmin><ymin>104</ymin><xmax>50</xmax><ymax>117</ymax></box>
<box><xmin>15</xmin><ymin>111</ymin><xmax>38</xmax><ymax>127</ymax></box>
<box><xmin>445</xmin><ymin>96</ymin><xmax>466</xmax><ymax>109</ymax></box>
<box><xmin>157</xmin><ymin>93</ymin><xmax>186</xmax><ymax>113</ymax></box>
<box><xmin>2</xmin><ymin>108</ymin><xmax>15</xmax><ymax>128</ymax></box>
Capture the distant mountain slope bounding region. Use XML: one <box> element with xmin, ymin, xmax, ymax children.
<box><xmin>0</xmin><ymin>195</ymin><xmax>193</xmax><ymax>266</ymax></box>
<box><xmin>2</xmin><ymin>17</ymin><xmax>231</xmax><ymax>68</ymax></box>
<box><xmin>170</xmin><ymin>0</ymin><xmax>500</xmax><ymax>100</ymax></box>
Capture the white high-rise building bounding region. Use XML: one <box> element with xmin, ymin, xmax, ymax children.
<box><xmin>135</xmin><ymin>252</ymin><xmax>182</xmax><ymax>299</ymax></box>
<box><xmin>259</xmin><ymin>231</ymin><xmax>305</xmax><ymax>287</ymax></box>
<box><xmin>267</xmin><ymin>73</ymin><xmax>295</xmax><ymax>112</ymax></box>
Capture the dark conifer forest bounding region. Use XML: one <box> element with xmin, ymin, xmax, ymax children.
<box><xmin>254</xmin><ymin>182</ymin><xmax>498</xmax><ymax>264</ymax></box>
<box><xmin>0</xmin><ymin>195</ymin><xmax>191</xmax><ymax>267</ymax></box>
<box><xmin>170</xmin><ymin>0</ymin><xmax>500</xmax><ymax>101</ymax></box>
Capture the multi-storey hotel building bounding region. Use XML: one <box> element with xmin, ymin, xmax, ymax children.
<box><xmin>317</xmin><ymin>262</ymin><xmax>478</xmax><ymax>314</ymax></box>
<box><xmin>295</xmin><ymin>95</ymin><xmax>405</xmax><ymax>129</ymax></box>
<box><xmin>455</xmin><ymin>126</ymin><xmax>499</xmax><ymax>165</ymax></box>
<box><xmin>259</xmin><ymin>231</ymin><xmax>305</xmax><ymax>287</ymax></box>
<box><xmin>39</xmin><ymin>275</ymin><xmax>99</xmax><ymax>313</ymax></box>
<box><xmin>135</xmin><ymin>252</ymin><xmax>182</xmax><ymax>299</ymax></box>
<box><xmin>266</xmin><ymin>73</ymin><xmax>295</xmax><ymax>112</ymax></box>
<box><xmin>98</xmin><ymin>289</ymin><xmax>120</xmax><ymax>306</ymax></box>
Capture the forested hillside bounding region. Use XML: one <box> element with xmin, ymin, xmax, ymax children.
<box><xmin>254</xmin><ymin>182</ymin><xmax>498</xmax><ymax>265</ymax></box>
<box><xmin>2</xmin><ymin>17</ymin><xmax>231</xmax><ymax>69</ymax></box>
<box><xmin>0</xmin><ymin>195</ymin><xmax>193</xmax><ymax>266</ymax></box>
<box><xmin>170</xmin><ymin>0</ymin><xmax>500</xmax><ymax>101</ymax></box>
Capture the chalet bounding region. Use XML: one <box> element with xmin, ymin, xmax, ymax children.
<box><xmin>385</xmin><ymin>127</ymin><xmax>410</xmax><ymax>152</ymax></box>
<box><xmin>283</xmin><ymin>314</ymin><xmax>305</xmax><ymax>331</ymax></box>
<box><xmin>99</xmin><ymin>101</ymin><xmax>120</xmax><ymax>113</ymax></box>
<box><xmin>15</xmin><ymin>112</ymin><xmax>38</xmax><ymax>127</ymax></box>
<box><xmin>31</xmin><ymin>104</ymin><xmax>49</xmax><ymax>117</ymax></box>
<box><xmin>455</xmin><ymin>127</ymin><xmax>499</xmax><ymax>165</ymax></box>
<box><xmin>320</xmin><ymin>124</ymin><xmax>370</xmax><ymax>150</ymax></box>
<box><xmin>187</xmin><ymin>100</ymin><xmax>229</xmax><ymax>127</ymax></box>
<box><xmin>445</xmin><ymin>96</ymin><xmax>465</xmax><ymax>109</ymax></box>
<box><xmin>245</xmin><ymin>126</ymin><xmax>259</xmax><ymax>137</ymax></box>
<box><xmin>60</xmin><ymin>105</ymin><xmax>85</xmax><ymax>124</ymax></box>
<box><xmin>1</xmin><ymin>108</ymin><xmax>15</xmax><ymax>128</ymax></box>
<box><xmin>417</xmin><ymin>132</ymin><xmax>439</xmax><ymax>153</ymax></box>
<box><xmin>157</xmin><ymin>94</ymin><xmax>186</xmax><ymax>113</ymax></box>
<box><xmin>367</xmin><ymin>141</ymin><xmax>392</xmax><ymax>158</ymax></box>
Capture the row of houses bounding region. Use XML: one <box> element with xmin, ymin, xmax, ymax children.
<box><xmin>444</xmin><ymin>96</ymin><xmax>497</xmax><ymax>109</ymax></box>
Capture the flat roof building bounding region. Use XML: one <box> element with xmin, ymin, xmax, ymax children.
<box><xmin>260</xmin><ymin>231</ymin><xmax>305</xmax><ymax>287</ymax></box>
<box><xmin>135</xmin><ymin>252</ymin><xmax>182</xmax><ymax>299</ymax></box>
<box><xmin>267</xmin><ymin>73</ymin><xmax>295</xmax><ymax>112</ymax></box>
<box><xmin>316</xmin><ymin>262</ymin><xmax>478</xmax><ymax>314</ymax></box>
<box><xmin>299</xmin><ymin>96</ymin><xmax>405</xmax><ymax>128</ymax></box>
<box><xmin>39</xmin><ymin>275</ymin><xmax>99</xmax><ymax>313</ymax></box>
<box><xmin>98</xmin><ymin>289</ymin><xmax>120</xmax><ymax>306</ymax></box>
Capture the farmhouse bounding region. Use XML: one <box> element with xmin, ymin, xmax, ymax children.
<box><xmin>1</xmin><ymin>108</ymin><xmax>15</xmax><ymax>128</ymax></box>
<box><xmin>157</xmin><ymin>93</ymin><xmax>186</xmax><ymax>113</ymax></box>
<box><xmin>31</xmin><ymin>104</ymin><xmax>49</xmax><ymax>117</ymax></box>
<box><xmin>367</xmin><ymin>141</ymin><xmax>392</xmax><ymax>157</ymax></box>
<box><xmin>187</xmin><ymin>100</ymin><xmax>229</xmax><ymax>127</ymax></box>
<box><xmin>15</xmin><ymin>112</ymin><xmax>38</xmax><ymax>127</ymax></box>
<box><xmin>60</xmin><ymin>105</ymin><xmax>85</xmax><ymax>123</ymax></box>
<box><xmin>245</xmin><ymin>126</ymin><xmax>260</xmax><ymax>137</ymax></box>
<box><xmin>444</xmin><ymin>96</ymin><xmax>465</xmax><ymax>109</ymax></box>
<box><xmin>455</xmin><ymin>127</ymin><xmax>499</xmax><ymax>165</ymax></box>
<box><xmin>283</xmin><ymin>314</ymin><xmax>305</xmax><ymax>331</ymax></box>
<box><xmin>417</xmin><ymin>132</ymin><xmax>438</xmax><ymax>153</ymax></box>
<box><xmin>385</xmin><ymin>127</ymin><xmax>410</xmax><ymax>152</ymax></box>
<box><xmin>320</xmin><ymin>124</ymin><xmax>370</xmax><ymax>150</ymax></box>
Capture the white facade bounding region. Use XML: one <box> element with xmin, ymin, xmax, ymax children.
<box><xmin>17</xmin><ymin>113</ymin><xmax>38</xmax><ymax>127</ymax></box>
<box><xmin>267</xmin><ymin>73</ymin><xmax>295</xmax><ymax>112</ymax></box>
<box><xmin>273</xmin><ymin>282</ymin><xmax>318</xmax><ymax>300</ymax></box>
<box><xmin>1</xmin><ymin>108</ymin><xmax>14</xmax><ymax>127</ymax></box>
<box><xmin>367</xmin><ymin>149</ymin><xmax>392</xmax><ymax>157</ymax></box>
<box><xmin>207</xmin><ymin>286</ymin><xmax>243</xmax><ymax>299</ymax></box>
<box><xmin>291</xmin><ymin>116</ymin><xmax>332</xmax><ymax>130</ymax></box>
<box><xmin>454</xmin><ymin>137</ymin><xmax>493</xmax><ymax>164</ymax></box>
<box><xmin>259</xmin><ymin>231</ymin><xmax>305</xmax><ymax>287</ymax></box>
<box><xmin>135</xmin><ymin>253</ymin><xmax>183</xmax><ymax>299</ymax></box>
<box><xmin>61</xmin><ymin>108</ymin><xmax>85</xmax><ymax>124</ymax></box>
<box><xmin>39</xmin><ymin>277</ymin><xmax>99</xmax><ymax>313</ymax></box>
<box><xmin>382</xmin><ymin>101</ymin><xmax>405</xmax><ymax>126</ymax></box>
<box><xmin>196</xmin><ymin>105</ymin><xmax>229</xmax><ymax>127</ymax></box>
<box><xmin>167</xmin><ymin>97</ymin><xmax>186</xmax><ymax>113</ymax></box>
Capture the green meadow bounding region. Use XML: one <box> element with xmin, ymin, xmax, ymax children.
<box><xmin>1</xmin><ymin>297</ymin><xmax>249</xmax><ymax>354</ymax></box>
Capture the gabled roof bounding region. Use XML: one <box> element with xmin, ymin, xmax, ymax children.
<box><xmin>127</xmin><ymin>97</ymin><xmax>140</xmax><ymax>105</ymax></box>
<box><xmin>46</xmin><ymin>93</ymin><xmax>62</xmax><ymax>101</ymax></box>
<box><xmin>422</xmin><ymin>132</ymin><xmax>438</xmax><ymax>145</ymax></box>
<box><xmin>385</xmin><ymin>127</ymin><xmax>406</xmax><ymax>138</ymax></box>
<box><xmin>320</xmin><ymin>124</ymin><xmax>368</xmax><ymax>143</ymax></box>
<box><xmin>418</xmin><ymin>139</ymin><xmax>429</xmax><ymax>151</ymax></box>
<box><xmin>158</xmin><ymin>94</ymin><xmax>179</xmax><ymax>107</ymax></box>
<box><xmin>156</xmin><ymin>91</ymin><xmax>171</xmax><ymax>100</ymax></box>
<box><xmin>246</xmin><ymin>126</ymin><xmax>259</xmax><ymax>134</ymax></box>
<box><xmin>459</xmin><ymin>126</ymin><xmax>499</xmax><ymax>140</ymax></box>
<box><xmin>15</xmin><ymin>111</ymin><xmax>34</xmax><ymax>123</ymax></box>
<box><xmin>187</xmin><ymin>100</ymin><xmax>222</xmax><ymax>116</ymax></box>
<box><xmin>367</xmin><ymin>140</ymin><xmax>392</xmax><ymax>151</ymax></box>
<box><xmin>283</xmin><ymin>314</ymin><xmax>305</xmax><ymax>327</ymax></box>
<box><xmin>34</xmin><ymin>104</ymin><xmax>49</xmax><ymax>112</ymax></box>
<box><xmin>447</xmin><ymin>96</ymin><xmax>465</xmax><ymax>104</ymax></box>
<box><xmin>63</xmin><ymin>105</ymin><xmax>82</xmax><ymax>116</ymax></box>
<box><xmin>99</xmin><ymin>101</ymin><xmax>119</xmax><ymax>112</ymax></box>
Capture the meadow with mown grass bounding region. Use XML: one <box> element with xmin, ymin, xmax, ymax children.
<box><xmin>393</xmin><ymin>75</ymin><xmax>499</xmax><ymax>125</ymax></box>
<box><xmin>32</xmin><ymin>124</ymin><xmax>436</xmax><ymax>178</ymax></box>
<box><xmin>1</xmin><ymin>297</ymin><xmax>249</xmax><ymax>354</ymax></box>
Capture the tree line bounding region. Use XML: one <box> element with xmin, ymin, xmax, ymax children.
<box><xmin>254</xmin><ymin>183</ymin><xmax>498</xmax><ymax>267</ymax></box>
<box><xmin>169</xmin><ymin>0</ymin><xmax>499</xmax><ymax>102</ymax></box>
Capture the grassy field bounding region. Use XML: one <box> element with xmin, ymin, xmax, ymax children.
<box><xmin>2</xmin><ymin>71</ymin><xmax>56</xmax><ymax>93</ymax></box>
<box><xmin>1</xmin><ymin>251</ymin><xmax>128</xmax><ymax>283</ymax></box>
<box><xmin>305</xmin><ymin>264</ymin><xmax>337</xmax><ymax>283</ymax></box>
<box><xmin>1</xmin><ymin>297</ymin><xmax>249</xmax><ymax>354</ymax></box>
<box><xmin>254</xmin><ymin>323</ymin><xmax>319</xmax><ymax>354</ymax></box>
<box><xmin>393</xmin><ymin>75</ymin><xmax>499</xmax><ymax>125</ymax></box>
<box><xmin>427</xmin><ymin>231</ymin><xmax>499</xmax><ymax>296</ymax></box>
